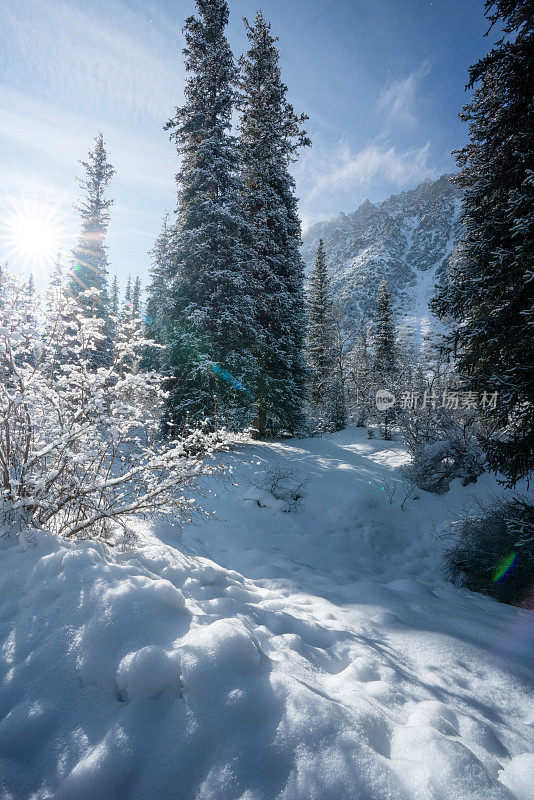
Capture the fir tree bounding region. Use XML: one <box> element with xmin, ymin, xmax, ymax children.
<box><xmin>306</xmin><ymin>239</ymin><xmax>345</xmax><ymax>431</ymax></box>
<box><xmin>374</xmin><ymin>281</ymin><xmax>396</xmax><ymax>375</ymax></box>
<box><xmin>70</xmin><ymin>133</ymin><xmax>115</xmax><ymax>365</ymax></box>
<box><xmin>432</xmin><ymin>0</ymin><xmax>534</xmax><ymax>485</ymax></box>
<box><xmin>373</xmin><ymin>280</ymin><xmax>397</xmax><ymax>439</ymax></box>
<box><xmin>123</xmin><ymin>274</ymin><xmax>132</xmax><ymax>316</ymax></box>
<box><xmin>132</xmin><ymin>277</ymin><xmax>142</xmax><ymax>316</ymax></box>
<box><xmin>45</xmin><ymin>255</ymin><xmax>66</xmax><ymax>377</ymax></box>
<box><xmin>329</xmin><ymin>376</ymin><xmax>347</xmax><ymax>433</ymax></box>
<box><xmin>163</xmin><ymin>0</ymin><xmax>257</xmax><ymax>433</ymax></box>
<box><xmin>349</xmin><ymin>317</ymin><xmax>373</xmax><ymax>427</ymax></box>
<box><xmin>145</xmin><ymin>213</ymin><xmax>174</xmax><ymax>371</ymax></box>
<box><xmin>26</xmin><ymin>273</ymin><xmax>35</xmax><ymax>300</ymax></box>
<box><xmin>47</xmin><ymin>256</ymin><xmax>65</xmax><ymax>328</ymax></box>
<box><xmin>238</xmin><ymin>11</ymin><xmax>310</xmax><ymax>437</ymax></box>
<box><xmin>70</xmin><ymin>133</ymin><xmax>115</xmax><ymax>314</ymax></box>
<box><xmin>22</xmin><ymin>273</ymin><xmax>37</xmax><ymax>366</ymax></box>
<box><xmin>110</xmin><ymin>275</ymin><xmax>119</xmax><ymax>316</ymax></box>
<box><xmin>49</xmin><ymin>255</ymin><xmax>63</xmax><ymax>297</ymax></box>
<box><xmin>307</xmin><ymin>240</ymin><xmax>334</xmax><ymax>403</ymax></box>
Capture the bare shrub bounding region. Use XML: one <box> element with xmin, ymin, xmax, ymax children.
<box><xmin>249</xmin><ymin>463</ymin><xmax>308</xmax><ymax>509</ymax></box>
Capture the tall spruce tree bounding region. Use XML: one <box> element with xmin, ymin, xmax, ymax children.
<box><xmin>432</xmin><ymin>0</ymin><xmax>534</xmax><ymax>485</ymax></box>
<box><xmin>373</xmin><ymin>280</ymin><xmax>397</xmax><ymax>439</ymax></box>
<box><xmin>132</xmin><ymin>277</ymin><xmax>142</xmax><ymax>316</ymax></box>
<box><xmin>25</xmin><ymin>273</ymin><xmax>35</xmax><ymax>300</ymax></box>
<box><xmin>163</xmin><ymin>0</ymin><xmax>257</xmax><ymax>433</ymax></box>
<box><xmin>70</xmin><ymin>133</ymin><xmax>115</xmax><ymax>366</ymax></box>
<box><xmin>349</xmin><ymin>317</ymin><xmax>373</xmax><ymax>427</ymax></box>
<box><xmin>307</xmin><ymin>240</ymin><xmax>335</xmax><ymax>404</ymax></box>
<box><xmin>145</xmin><ymin>213</ymin><xmax>174</xmax><ymax>371</ymax></box>
<box><xmin>48</xmin><ymin>255</ymin><xmax>63</xmax><ymax>298</ymax></box>
<box><xmin>22</xmin><ymin>274</ymin><xmax>37</xmax><ymax>367</ymax></box>
<box><xmin>374</xmin><ymin>281</ymin><xmax>396</xmax><ymax>375</ymax></box>
<box><xmin>306</xmin><ymin>239</ymin><xmax>345</xmax><ymax>430</ymax></box>
<box><xmin>45</xmin><ymin>255</ymin><xmax>66</xmax><ymax>377</ymax></box>
<box><xmin>70</xmin><ymin>133</ymin><xmax>115</xmax><ymax>316</ymax></box>
<box><xmin>123</xmin><ymin>274</ymin><xmax>132</xmax><ymax>314</ymax></box>
<box><xmin>238</xmin><ymin>11</ymin><xmax>310</xmax><ymax>437</ymax></box>
<box><xmin>47</xmin><ymin>256</ymin><xmax>65</xmax><ymax>326</ymax></box>
<box><xmin>110</xmin><ymin>275</ymin><xmax>119</xmax><ymax>316</ymax></box>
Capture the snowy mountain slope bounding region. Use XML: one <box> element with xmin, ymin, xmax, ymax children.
<box><xmin>301</xmin><ymin>175</ymin><xmax>463</xmax><ymax>337</ymax></box>
<box><xmin>1</xmin><ymin>429</ymin><xmax>533</xmax><ymax>800</ymax></box>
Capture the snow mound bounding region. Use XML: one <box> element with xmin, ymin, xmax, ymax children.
<box><xmin>117</xmin><ymin>646</ymin><xmax>182</xmax><ymax>700</ymax></box>
<box><xmin>244</xmin><ymin>485</ymin><xmax>291</xmax><ymax>512</ymax></box>
<box><xmin>499</xmin><ymin>754</ymin><xmax>534</xmax><ymax>800</ymax></box>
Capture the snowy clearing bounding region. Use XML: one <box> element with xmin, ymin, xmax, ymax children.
<box><xmin>1</xmin><ymin>428</ymin><xmax>533</xmax><ymax>800</ymax></box>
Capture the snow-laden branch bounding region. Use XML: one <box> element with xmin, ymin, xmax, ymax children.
<box><xmin>0</xmin><ymin>269</ymin><xmax>241</xmax><ymax>540</ymax></box>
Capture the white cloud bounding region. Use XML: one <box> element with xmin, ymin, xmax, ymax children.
<box><xmin>305</xmin><ymin>140</ymin><xmax>437</xmax><ymax>201</ymax></box>
<box><xmin>377</xmin><ymin>63</ymin><xmax>432</xmax><ymax>128</ymax></box>
<box><xmin>295</xmin><ymin>61</ymin><xmax>439</xmax><ymax>224</ymax></box>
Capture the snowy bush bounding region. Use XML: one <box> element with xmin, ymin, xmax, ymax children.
<box><xmin>399</xmin><ymin>402</ymin><xmax>484</xmax><ymax>495</ymax></box>
<box><xmin>0</xmin><ymin>270</ymin><xmax>235</xmax><ymax>541</ymax></box>
<box><xmin>404</xmin><ymin>430</ymin><xmax>484</xmax><ymax>495</ymax></box>
<box><xmin>248</xmin><ymin>463</ymin><xmax>308</xmax><ymax>511</ymax></box>
<box><xmin>443</xmin><ymin>498</ymin><xmax>534</xmax><ymax>606</ymax></box>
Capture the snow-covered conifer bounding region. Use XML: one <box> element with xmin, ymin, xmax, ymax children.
<box><xmin>372</xmin><ymin>281</ymin><xmax>397</xmax><ymax>439</ymax></box>
<box><xmin>348</xmin><ymin>318</ymin><xmax>373</xmax><ymax>427</ymax></box>
<box><xmin>163</xmin><ymin>0</ymin><xmax>257</xmax><ymax>434</ymax></box>
<box><xmin>123</xmin><ymin>274</ymin><xmax>132</xmax><ymax>316</ymax></box>
<box><xmin>238</xmin><ymin>11</ymin><xmax>310</xmax><ymax>437</ymax></box>
<box><xmin>144</xmin><ymin>213</ymin><xmax>174</xmax><ymax>371</ymax></box>
<box><xmin>70</xmin><ymin>133</ymin><xmax>114</xmax><ymax>312</ymax></box>
<box><xmin>25</xmin><ymin>273</ymin><xmax>35</xmax><ymax>299</ymax></box>
<box><xmin>132</xmin><ymin>277</ymin><xmax>141</xmax><ymax>316</ymax></box>
<box><xmin>307</xmin><ymin>240</ymin><xmax>334</xmax><ymax>403</ymax></box>
<box><xmin>70</xmin><ymin>133</ymin><xmax>115</xmax><ymax>365</ymax></box>
<box><xmin>432</xmin><ymin>0</ymin><xmax>534</xmax><ymax>485</ymax></box>
<box><xmin>373</xmin><ymin>280</ymin><xmax>396</xmax><ymax>376</ymax></box>
<box><xmin>306</xmin><ymin>239</ymin><xmax>346</xmax><ymax>431</ymax></box>
<box><xmin>110</xmin><ymin>275</ymin><xmax>119</xmax><ymax>316</ymax></box>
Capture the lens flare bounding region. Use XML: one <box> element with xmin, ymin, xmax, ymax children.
<box><xmin>492</xmin><ymin>552</ymin><xmax>518</xmax><ymax>584</ymax></box>
<box><xmin>210</xmin><ymin>363</ymin><xmax>248</xmax><ymax>394</ymax></box>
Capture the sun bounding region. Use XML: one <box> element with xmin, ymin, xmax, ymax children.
<box><xmin>11</xmin><ymin>214</ymin><xmax>60</xmax><ymax>259</ymax></box>
<box><xmin>0</xmin><ymin>197</ymin><xmax>70</xmax><ymax>276</ymax></box>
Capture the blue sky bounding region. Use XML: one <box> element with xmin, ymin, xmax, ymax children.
<box><xmin>0</xmin><ymin>0</ymin><xmax>494</xmax><ymax>289</ymax></box>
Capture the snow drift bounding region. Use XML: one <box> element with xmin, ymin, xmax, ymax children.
<box><xmin>0</xmin><ymin>430</ymin><xmax>532</xmax><ymax>800</ymax></box>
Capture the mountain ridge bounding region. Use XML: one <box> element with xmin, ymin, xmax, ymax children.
<box><xmin>301</xmin><ymin>174</ymin><xmax>463</xmax><ymax>340</ymax></box>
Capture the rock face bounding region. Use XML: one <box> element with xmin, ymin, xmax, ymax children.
<box><xmin>301</xmin><ymin>175</ymin><xmax>463</xmax><ymax>337</ymax></box>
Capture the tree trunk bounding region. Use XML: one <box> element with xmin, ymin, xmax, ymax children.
<box><xmin>252</xmin><ymin>403</ymin><xmax>267</xmax><ymax>440</ymax></box>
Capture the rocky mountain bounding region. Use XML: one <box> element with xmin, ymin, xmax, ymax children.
<box><xmin>301</xmin><ymin>174</ymin><xmax>463</xmax><ymax>340</ymax></box>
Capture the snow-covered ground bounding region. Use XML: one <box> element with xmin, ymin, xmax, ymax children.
<box><xmin>1</xmin><ymin>429</ymin><xmax>533</xmax><ymax>800</ymax></box>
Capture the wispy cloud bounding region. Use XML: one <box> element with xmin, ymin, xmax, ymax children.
<box><xmin>304</xmin><ymin>140</ymin><xmax>437</xmax><ymax>202</ymax></box>
<box><xmin>376</xmin><ymin>63</ymin><xmax>433</xmax><ymax>129</ymax></box>
<box><xmin>0</xmin><ymin>0</ymin><xmax>182</xmax><ymax>122</ymax></box>
<box><xmin>296</xmin><ymin>59</ymin><xmax>439</xmax><ymax>225</ymax></box>
<box><xmin>0</xmin><ymin>87</ymin><xmax>176</xmax><ymax>192</ymax></box>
